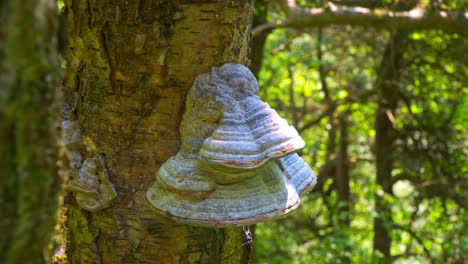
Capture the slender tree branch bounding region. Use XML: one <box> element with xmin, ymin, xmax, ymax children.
<box><xmin>287</xmin><ymin>66</ymin><xmax>299</xmax><ymax>128</ymax></box>
<box><xmin>299</xmin><ymin>102</ymin><xmax>337</xmax><ymax>133</ymax></box>
<box><xmin>253</xmin><ymin>0</ymin><xmax>468</xmax><ymax>36</ymax></box>
<box><xmin>392</xmin><ymin>223</ymin><xmax>433</xmax><ymax>260</ymax></box>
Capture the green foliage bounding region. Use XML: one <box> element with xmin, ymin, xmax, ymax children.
<box><xmin>253</xmin><ymin>4</ymin><xmax>467</xmax><ymax>262</ymax></box>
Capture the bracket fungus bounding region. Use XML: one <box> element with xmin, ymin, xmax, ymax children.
<box><xmin>146</xmin><ymin>64</ymin><xmax>316</xmax><ymax>226</ymax></box>
<box><xmin>62</xmin><ymin>115</ymin><xmax>116</xmax><ymax>212</ymax></box>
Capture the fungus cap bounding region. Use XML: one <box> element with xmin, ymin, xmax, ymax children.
<box><xmin>146</xmin><ymin>64</ymin><xmax>316</xmax><ymax>226</ymax></box>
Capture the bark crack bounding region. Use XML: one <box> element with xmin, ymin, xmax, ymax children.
<box><xmin>242</xmin><ymin>226</ymin><xmax>253</xmax><ymax>264</ymax></box>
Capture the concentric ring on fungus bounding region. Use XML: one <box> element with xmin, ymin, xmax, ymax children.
<box><xmin>146</xmin><ymin>64</ymin><xmax>317</xmax><ymax>226</ymax></box>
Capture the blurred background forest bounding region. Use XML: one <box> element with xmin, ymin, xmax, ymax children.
<box><xmin>251</xmin><ymin>1</ymin><xmax>467</xmax><ymax>263</ymax></box>
<box><xmin>0</xmin><ymin>0</ymin><xmax>466</xmax><ymax>263</ymax></box>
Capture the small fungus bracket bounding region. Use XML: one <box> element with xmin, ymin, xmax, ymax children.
<box><xmin>61</xmin><ymin>110</ymin><xmax>116</xmax><ymax>212</ymax></box>
<box><xmin>146</xmin><ymin>64</ymin><xmax>317</xmax><ymax>226</ymax></box>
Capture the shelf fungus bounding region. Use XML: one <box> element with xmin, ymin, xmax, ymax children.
<box><xmin>146</xmin><ymin>64</ymin><xmax>316</xmax><ymax>226</ymax></box>
<box><xmin>61</xmin><ymin>117</ymin><xmax>116</xmax><ymax>212</ymax></box>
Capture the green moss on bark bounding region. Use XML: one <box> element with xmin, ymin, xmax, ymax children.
<box><xmin>0</xmin><ymin>0</ymin><xmax>61</xmax><ymax>263</ymax></box>
<box><xmin>63</xmin><ymin>1</ymin><xmax>254</xmax><ymax>263</ymax></box>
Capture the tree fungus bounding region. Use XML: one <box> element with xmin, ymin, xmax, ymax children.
<box><xmin>62</xmin><ymin>112</ymin><xmax>116</xmax><ymax>212</ymax></box>
<box><xmin>146</xmin><ymin>64</ymin><xmax>316</xmax><ymax>226</ymax></box>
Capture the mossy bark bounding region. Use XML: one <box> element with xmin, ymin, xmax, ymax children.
<box><xmin>62</xmin><ymin>1</ymin><xmax>253</xmax><ymax>263</ymax></box>
<box><xmin>0</xmin><ymin>0</ymin><xmax>61</xmax><ymax>263</ymax></box>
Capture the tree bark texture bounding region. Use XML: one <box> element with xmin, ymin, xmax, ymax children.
<box><xmin>62</xmin><ymin>1</ymin><xmax>253</xmax><ymax>263</ymax></box>
<box><xmin>373</xmin><ymin>31</ymin><xmax>407</xmax><ymax>262</ymax></box>
<box><xmin>0</xmin><ymin>0</ymin><xmax>61</xmax><ymax>263</ymax></box>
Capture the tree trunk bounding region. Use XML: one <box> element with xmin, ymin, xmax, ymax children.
<box><xmin>336</xmin><ymin>113</ymin><xmax>350</xmax><ymax>227</ymax></box>
<box><xmin>373</xmin><ymin>31</ymin><xmax>407</xmax><ymax>262</ymax></box>
<box><xmin>62</xmin><ymin>1</ymin><xmax>253</xmax><ymax>263</ymax></box>
<box><xmin>0</xmin><ymin>0</ymin><xmax>61</xmax><ymax>263</ymax></box>
<box><xmin>251</xmin><ymin>0</ymin><xmax>269</xmax><ymax>79</ymax></box>
<box><xmin>336</xmin><ymin>112</ymin><xmax>350</xmax><ymax>263</ymax></box>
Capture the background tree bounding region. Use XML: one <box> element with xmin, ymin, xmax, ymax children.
<box><xmin>0</xmin><ymin>0</ymin><xmax>62</xmax><ymax>263</ymax></box>
<box><xmin>253</xmin><ymin>0</ymin><xmax>467</xmax><ymax>263</ymax></box>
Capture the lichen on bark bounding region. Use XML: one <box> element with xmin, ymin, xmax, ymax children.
<box><xmin>63</xmin><ymin>1</ymin><xmax>254</xmax><ymax>263</ymax></box>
